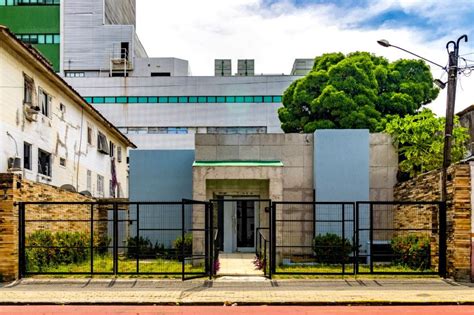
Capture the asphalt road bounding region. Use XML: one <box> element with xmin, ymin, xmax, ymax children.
<box><xmin>1</xmin><ymin>305</ymin><xmax>474</xmax><ymax>315</ymax></box>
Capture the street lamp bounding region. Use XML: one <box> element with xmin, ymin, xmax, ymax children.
<box><xmin>377</xmin><ymin>35</ymin><xmax>468</xmax><ymax>204</ymax></box>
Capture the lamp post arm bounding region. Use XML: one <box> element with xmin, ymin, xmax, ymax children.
<box><xmin>390</xmin><ymin>44</ymin><xmax>447</xmax><ymax>71</ymax></box>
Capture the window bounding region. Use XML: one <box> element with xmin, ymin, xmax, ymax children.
<box><xmin>150</xmin><ymin>72</ymin><xmax>171</xmax><ymax>77</ymax></box>
<box><xmin>207</xmin><ymin>127</ymin><xmax>267</xmax><ymax>134</ymax></box>
<box><xmin>87</xmin><ymin>170</ymin><xmax>92</xmax><ymax>191</ymax></box>
<box><xmin>97</xmin><ymin>174</ymin><xmax>104</xmax><ymax>197</ymax></box>
<box><xmin>87</xmin><ymin>125</ymin><xmax>93</xmax><ymax>145</ymax></box>
<box><xmin>23</xmin><ymin>142</ymin><xmax>32</xmax><ymax>170</ymax></box>
<box><xmin>121</xmin><ymin>42</ymin><xmax>129</xmax><ymax>60</ymax></box>
<box><xmin>109</xmin><ymin>141</ymin><xmax>115</xmax><ymax>158</ymax></box>
<box><xmin>109</xmin><ymin>180</ymin><xmax>115</xmax><ymax>197</ymax></box>
<box><xmin>65</xmin><ymin>71</ymin><xmax>85</xmax><ymax>78</ymax></box>
<box><xmin>117</xmin><ymin>146</ymin><xmax>122</xmax><ymax>163</ymax></box>
<box><xmin>59</xmin><ymin>157</ymin><xmax>66</xmax><ymax>167</ymax></box>
<box><xmin>59</xmin><ymin>103</ymin><xmax>66</xmax><ymax>113</ymax></box>
<box><xmin>38</xmin><ymin>87</ymin><xmax>51</xmax><ymax>117</ymax></box>
<box><xmin>38</xmin><ymin>149</ymin><xmax>51</xmax><ymax>177</ymax></box>
<box><xmin>23</xmin><ymin>74</ymin><xmax>33</xmax><ymax>104</ymax></box>
<box><xmin>97</xmin><ymin>131</ymin><xmax>109</xmax><ymax>154</ymax></box>
<box><xmin>127</xmin><ymin>127</ymin><xmax>147</xmax><ymax>134</ymax></box>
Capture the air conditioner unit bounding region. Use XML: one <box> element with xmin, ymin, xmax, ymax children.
<box><xmin>7</xmin><ymin>156</ymin><xmax>22</xmax><ymax>172</ymax></box>
<box><xmin>24</xmin><ymin>104</ymin><xmax>40</xmax><ymax>122</ymax></box>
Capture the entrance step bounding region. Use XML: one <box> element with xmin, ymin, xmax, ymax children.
<box><xmin>217</xmin><ymin>253</ymin><xmax>264</xmax><ymax>276</ymax></box>
<box><xmin>215</xmin><ymin>276</ymin><xmax>269</xmax><ymax>281</ymax></box>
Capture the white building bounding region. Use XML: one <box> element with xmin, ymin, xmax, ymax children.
<box><xmin>53</xmin><ymin>0</ymin><xmax>313</xmax><ymax>149</ymax></box>
<box><xmin>0</xmin><ymin>26</ymin><xmax>136</xmax><ymax>198</ymax></box>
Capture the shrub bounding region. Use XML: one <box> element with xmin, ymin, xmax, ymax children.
<box><xmin>391</xmin><ymin>234</ymin><xmax>431</xmax><ymax>270</ymax></box>
<box><xmin>312</xmin><ymin>233</ymin><xmax>353</xmax><ymax>264</ymax></box>
<box><xmin>26</xmin><ymin>230</ymin><xmax>89</xmax><ymax>270</ymax></box>
<box><xmin>173</xmin><ymin>233</ymin><xmax>193</xmax><ymax>255</ymax></box>
<box><xmin>94</xmin><ymin>235</ymin><xmax>111</xmax><ymax>255</ymax></box>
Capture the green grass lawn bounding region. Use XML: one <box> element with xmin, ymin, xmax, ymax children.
<box><xmin>27</xmin><ymin>254</ymin><xmax>205</xmax><ymax>278</ymax></box>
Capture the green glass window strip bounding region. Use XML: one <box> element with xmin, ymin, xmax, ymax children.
<box><xmin>84</xmin><ymin>95</ymin><xmax>283</xmax><ymax>104</ymax></box>
<box><xmin>84</xmin><ymin>97</ymin><xmax>92</xmax><ymax>103</ymax></box>
<box><xmin>37</xmin><ymin>35</ymin><xmax>45</xmax><ymax>44</ymax></box>
<box><xmin>53</xmin><ymin>34</ymin><xmax>60</xmax><ymax>44</ymax></box>
<box><xmin>45</xmin><ymin>35</ymin><xmax>53</xmax><ymax>44</ymax></box>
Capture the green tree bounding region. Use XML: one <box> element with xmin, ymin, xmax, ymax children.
<box><xmin>279</xmin><ymin>52</ymin><xmax>439</xmax><ymax>133</ymax></box>
<box><xmin>384</xmin><ymin>109</ymin><xmax>468</xmax><ymax>178</ymax></box>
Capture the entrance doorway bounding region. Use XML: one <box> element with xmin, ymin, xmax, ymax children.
<box><xmin>222</xmin><ymin>197</ymin><xmax>259</xmax><ymax>253</ymax></box>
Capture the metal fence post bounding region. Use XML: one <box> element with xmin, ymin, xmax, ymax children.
<box><xmin>209</xmin><ymin>202</ymin><xmax>214</xmax><ymax>279</ymax></box>
<box><xmin>90</xmin><ymin>204</ymin><xmax>94</xmax><ymax>275</ymax></box>
<box><xmin>355</xmin><ymin>202</ymin><xmax>360</xmax><ymax>275</ymax></box>
<box><xmin>136</xmin><ymin>203</ymin><xmax>140</xmax><ymax>274</ymax></box>
<box><xmin>439</xmin><ymin>202</ymin><xmax>447</xmax><ymax>277</ymax></box>
<box><xmin>342</xmin><ymin>203</ymin><xmax>345</xmax><ymax>275</ymax></box>
<box><xmin>369</xmin><ymin>202</ymin><xmax>374</xmax><ymax>274</ymax></box>
<box><xmin>270</xmin><ymin>202</ymin><xmax>276</xmax><ymax>277</ymax></box>
<box><xmin>181</xmin><ymin>201</ymin><xmax>185</xmax><ymax>281</ymax></box>
<box><xmin>113</xmin><ymin>202</ymin><xmax>118</xmax><ymax>275</ymax></box>
<box><xmin>18</xmin><ymin>202</ymin><xmax>26</xmax><ymax>278</ymax></box>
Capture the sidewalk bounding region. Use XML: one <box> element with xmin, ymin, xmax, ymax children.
<box><xmin>1</xmin><ymin>278</ymin><xmax>473</xmax><ymax>305</ymax></box>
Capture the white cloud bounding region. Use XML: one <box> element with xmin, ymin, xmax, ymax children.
<box><xmin>136</xmin><ymin>0</ymin><xmax>474</xmax><ymax>115</ymax></box>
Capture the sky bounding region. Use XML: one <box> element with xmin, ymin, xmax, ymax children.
<box><xmin>136</xmin><ymin>0</ymin><xmax>474</xmax><ymax>116</ymax></box>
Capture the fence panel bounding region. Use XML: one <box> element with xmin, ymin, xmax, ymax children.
<box><xmin>356</xmin><ymin>201</ymin><xmax>445</xmax><ymax>275</ymax></box>
<box><xmin>19</xmin><ymin>200</ymin><xmax>212</xmax><ymax>280</ymax></box>
<box><xmin>271</xmin><ymin>202</ymin><xmax>355</xmax><ymax>275</ymax></box>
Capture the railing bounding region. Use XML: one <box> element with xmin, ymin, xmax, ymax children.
<box><xmin>256</xmin><ymin>227</ymin><xmax>270</xmax><ymax>278</ymax></box>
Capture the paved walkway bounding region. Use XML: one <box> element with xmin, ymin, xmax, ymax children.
<box><xmin>1</xmin><ymin>278</ymin><xmax>474</xmax><ymax>305</ymax></box>
<box><xmin>217</xmin><ymin>253</ymin><xmax>263</xmax><ymax>276</ymax></box>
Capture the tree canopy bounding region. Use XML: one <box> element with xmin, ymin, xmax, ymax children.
<box><xmin>384</xmin><ymin>109</ymin><xmax>468</xmax><ymax>178</ymax></box>
<box><xmin>278</xmin><ymin>52</ymin><xmax>440</xmax><ymax>133</ymax></box>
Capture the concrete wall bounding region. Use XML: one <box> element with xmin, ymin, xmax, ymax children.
<box><xmin>195</xmin><ymin>133</ymin><xmax>313</xmax><ymax>201</ymax></box>
<box><xmin>129</xmin><ymin>150</ymin><xmax>194</xmax><ymax>201</ymax></box>
<box><xmin>129</xmin><ymin>150</ymin><xmax>195</xmax><ymax>247</ymax></box>
<box><xmin>369</xmin><ymin>133</ymin><xmax>398</xmax><ymax>201</ymax></box>
<box><xmin>0</xmin><ymin>38</ymin><xmax>130</xmax><ymax>198</ymax></box>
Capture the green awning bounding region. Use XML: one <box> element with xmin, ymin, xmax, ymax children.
<box><xmin>193</xmin><ymin>160</ymin><xmax>283</xmax><ymax>167</ymax></box>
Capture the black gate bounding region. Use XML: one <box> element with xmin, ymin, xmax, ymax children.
<box><xmin>271</xmin><ymin>202</ymin><xmax>356</xmax><ymax>275</ymax></box>
<box><xmin>18</xmin><ymin>200</ymin><xmax>213</xmax><ymax>280</ymax></box>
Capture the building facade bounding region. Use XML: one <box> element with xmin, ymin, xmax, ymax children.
<box><xmin>0</xmin><ymin>26</ymin><xmax>135</xmax><ymax>198</ymax></box>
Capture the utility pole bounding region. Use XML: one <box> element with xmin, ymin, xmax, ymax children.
<box><xmin>441</xmin><ymin>35</ymin><xmax>468</xmax><ymax>203</ymax></box>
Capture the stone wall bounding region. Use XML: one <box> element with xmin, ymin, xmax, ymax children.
<box><xmin>393</xmin><ymin>163</ymin><xmax>471</xmax><ymax>281</ymax></box>
<box><xmin>0</xmin><ymin>173</ymin><xmax>112</xmax><ymax>281</ymax></box>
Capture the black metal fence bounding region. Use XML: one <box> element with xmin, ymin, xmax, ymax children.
<box><xmin>18</xmin><ymin>200</ymin><xmax>213</xmax><ymax>280</ymax></box>
<box><xmin>18</xmin><ymin>199</ymin><xmax>446</xmax><ymax>279</ymax></box>
<box><xmin>356</xmin><ymin>201</ymin><xmax>445</xmax><ymax>276</ymax></box>
<box><xmin>271</xmin><ymin>202</ymin><xmax>356</xmax><ymax>275</ymax></box>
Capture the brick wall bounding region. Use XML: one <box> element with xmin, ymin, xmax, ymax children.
<box><xmin>0</xmin><ymin>173</ymin><xmax>113</xmax><ymax>281</ymax></box>
<box><xmin>394</xmin><ymin>163</ymin><xmax>471</xmax><ymax>281</ymax></box>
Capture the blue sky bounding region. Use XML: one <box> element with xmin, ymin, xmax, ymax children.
<box><xmin>137</xmin><ymin>0</ymin><xmax>474</xmax><ymax>114</ymax></box>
